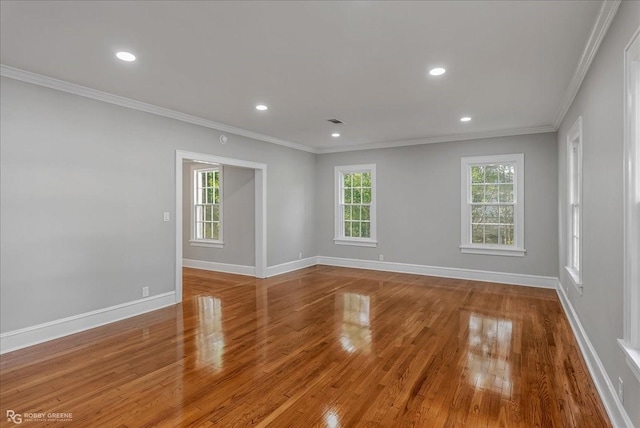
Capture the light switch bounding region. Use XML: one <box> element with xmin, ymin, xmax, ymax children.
<box><xmin>163</xmin><ymin>212</ymin><xmax>170</xmax><ymax>222</ymax></box>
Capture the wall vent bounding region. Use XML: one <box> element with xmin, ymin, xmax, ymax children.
<box><xmin>327</xmin><ymin>119</ymin><xmax>343</xmax><ymax>124</ymax></box>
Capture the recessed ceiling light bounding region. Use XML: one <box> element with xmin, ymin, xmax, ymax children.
<box><xmin>460</xmin><ymin>116</ymin><xmax>472</xmax><ymax>122</ymax></box>
<box><xmin>256</xmin><ymin>104</ymin><xmax>268</xmax><ymax>111</ymax></box>
<box><xmin>116</xmin><ymin>51</ymin><xmax>136</xmax><ymax>62</ymax></box>
<box><xmin>429</xmin><ymin>67</ymin><xmax>446</xmax><ymax>76</ymax></box>
<box><xmin>331</xmin><ymin>133</ymin><xmax>340</xmax><ymax>138</ymax></box>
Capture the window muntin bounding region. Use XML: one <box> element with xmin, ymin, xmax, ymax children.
<box><xmin>566</xmin><ymin>118</ymin><xmax>582</xmax><ymax>287</ymax></box>
<box><xmin>193</xmin><ymin>167</ymin><xmax>222</xmax><ymax>242</ymax></box>
<box><xmin>461</xmin><ymin>154</ymin><xmax>524</xmax><ymax>256</ymax></box>
<box><xmin>334</xmin><ymin>164</ymin><xmax>377</xmax><ymax>247</ymax></box>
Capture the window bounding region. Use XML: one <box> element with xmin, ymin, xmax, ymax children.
<box><xmin>566</xmin><ymin>117</ymin><xmax>582</xmax><ymax>289</ymax></box>
<box><xmin>460</xmin><ymin>154</ymin><xmax>525</xmax><ymax>256</ymax></box>
<box><xmin>334</xmin><ymin>164</ymin><xmax>377</xmax><ymax>247</ymax></box>
<box><xmin>619</xmin><ymin>30</ymin><xmax>640</xmax><ymax>381</ymax></box>
<box><xmin>191</xmin><ymin>165</ymin><xmax>223</xmax><ymax>248</ymax></box>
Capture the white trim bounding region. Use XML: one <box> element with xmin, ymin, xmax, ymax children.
<box><xmin>0</xmin><ymin>65</ymin><xmax>316</xmax><ymax>154</ymax></box>
<box><xmin>334</xmin><ymin>238</ymin><xmax>378</xmax><ymax>248</ymax></box>
<box><xmin>316</xmin><ymin>256</ymin><xmax>558</xmax><ymax>289</ymax></box>
<box><xmin>618</xmin><ymin>339</ymin><xmax>640</xmax><ymax>383</ymax></box>
<box><xmin>459</xmin><ymin>245</ymin><xmax>525</xmax><ymax>257</ymax></box>
<box><xmin>176</xmin><ymin>151</ymin><xmax>267</xmax><ymax>303</ymax></box>
<box><xmin>334</xmin><ymin>164</ymin><xmax>377</xmax><ymax>245</ymax></box>
<box><xmin>460</xmin><ymin>153</ymin><xmax>525</xmax><ymax>255</ymax></box>
<box><xmin>552</xmin><ymin>0</ymin><xmax>622</xmax><ymax>128</ymax></box>
<box><xmin>556</xmin><ymin>283</ymin><xmax>633</xmax><ymax>428</ymax></box>
<box><xmin>316</xmin><ymin>126</ymin><xmax>556</xmax><ymax>154</ymax></box>
<box><xmin>265</xmin><ymin>257</ymin><xmax>317</xmax><ymax>277</ymax></box>
<box><xmin>622</xmin><ymin>27</ymin><xmax>640</xmax><ymax>354</ymax></box>
<box><xmin>0</xmin><ymin>292</ymin><xmax>176</xmax><ymax>355</ymax></box>
<box><xmin>182</xmin><ymin>258</ymin><xmax>255</xmax><ymax>276</ymax></box>
<box><xmin>189</xmin><ymin>240</ymin><xmax>224</xmax><ymax>248</ymax></box>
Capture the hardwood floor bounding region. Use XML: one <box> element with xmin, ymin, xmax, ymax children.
<box><xmin>0</xmin><ymin>266</ymin><xmax>610</xmax><ymax>427</ymax></box>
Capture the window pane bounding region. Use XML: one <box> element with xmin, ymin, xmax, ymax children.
<box><xmin>486</xmin><ymin>185</ymin><xmax>499</xmax><ymax>202</ymax></box>
<box><xmin>352</xmin><ymin>221</ymin><xmax>361</xmax><ymax>237</ymax></box>
<box><xmin>485</xmin><ymin>225</ymin><xmax>499</xmax><ymax>244</ymax></box>
<box><xmin>361</xmin><ymin>222</ymin><xmax>370</xmax><ymax>238</ymax></box>
<box><xmin>472</xmin><ymin>224</ymin><xmax>484</xmax><ymax>243</ymax></box>
<box><xmin>204</xmin><ymin>222</ymin><xmax>212</xmax><ymax>239</ymax></box>
<box><xmin>472</xmin><ymin>185</ymin><xmax>485</xmax><ymax>203</ymax></box>
<box><xmin>196</xmin><ymin>205</ymin><xmax>203</xmax><ymax>222</ymax></box>
<box><xmin>353</xmin><ymin>189</ymin><xmax>362</xmax><ymax>204</ymax></box>
<box><xmin>207</xmin><ymin>188</ymin><xmax>214</xmax><ymax>204</ymax></box>
<box><xmin>343</xmin><ymin>173</ymin><xmax>352</xmax><ymax>188</ymax></box>
<box><xmin>471</xmin><ymin>206</ymin><xmax>484</xmax><ymax>223</ymax></box>
<box><xmin>344</xmin><ymin>205</ymin><xmax>351</xmax><ymax>220</ymax></box>
<box><xmin>200</xmin><ymin>189</ymin><xmax>207</xmax><ymax>205</ymax></box>
<box><xmin>344</xmin><ymin>221</ymin><xmax>352</xmax><ymax>237</ymax></box>
<box><xmin>352</xmin><ymin>173</ymin><xmax>361</xmax><ymax>187</ymax></box>
<box><xmin>362</xmin><ymin>188</ymin><xmax>371</xmax><ymax>204</ymax></box>
<box><xmin>499</xmin><ymin>225</ymin><xmax>514</xmax><ymax>245</ymax></box>
<box><xmin>196</xmin><ymin>222</ymin><xmax>203</xmax><ymax>239</ymax></box>
<box><xmin>485</xmin><ymin>205</ymin><xmax>499</xmax><ymax>223</ymax></box>
<box><xmin>200</xmin><ymin>172</ymin><xmax>207</xmax><ymax>187</ymax></box>
<box><xmin>471</xmin><ymin>166</ymin><xmax>484</xmax><ymax>183</ymax></box>
<box><xmin>499</xmin><ymin>164</ymin><xmax>514</xmax><ymax>183</ymax></box>
<box><xmin>485</xmin><ymin>166</ymin><xmax>499</xmax><ymax>183</ymax></box>
<box><xmin>352</xmin><ymin>206</ymin><xmax>361</xmax><ymax>220</ymax></box>
<box><xmin>212</xmin><ymin>222</ymin><xmax>220</xmax><ymax>240</ymax></box>
<box><xmin>361</xmin><ymin>206</ymin><xmax>370</xmax><ymax>221</ymax></box>
<box><xmin>362</xmin><ymin>172</ymin><xmax>371</xmax><ymax>187</ymax></box>
<box><xmin>344</xmin><ymin>189</ymin><xmax>352</xmax><ymax>204</ymax></box>
<box><xmin>204</xmin><ymin>205</ymin><xmax>212</xmax><ymax>221</ymax></box>
<box><xmin>215</xmin><ymin>188</ymin><xmax>220</xmax><ymax>204</ymax></box>
<box><xmin>212</xmin><ymin>205</ymin><xmax>220</xmax><ymax>221</ymax></box>
<box><xmin>499</xmin><ymin>205</ymin><xmax>514</xmax><ymax>224</ymax></box>
<box><xmin>499</xmin><ymin>184</ymin><xmax>514</xmax><ymax>203</ymax></box>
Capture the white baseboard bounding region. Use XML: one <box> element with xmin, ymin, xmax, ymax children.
<box><xmin>316</xmin><ymin>256</ymin><xmax>558</xmax><ymax>289</ymax></box>
<box><xmin>266</xmin><ymin>257</ymin><xmax>318</xmax><ymax>277</ymax></box>
<box><xmin>556</xmin><ymin>283</ymin><xmax>633</xmax><ymax>428</ymax></box>
<box><xmin>183</xmin><ymin>258</ymin><xmax>255</xmax><ymax>276</ymax></box>
<box><xmin>0</xmin><ymin>292</ymin><xmax>176</xmax><ymax>355</ymax></box>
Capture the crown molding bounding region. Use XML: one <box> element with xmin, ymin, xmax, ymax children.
<box><xmin>0</xmin><ymin>65</ymin><xmax>317</xmax><ymax>154</ymax></box>
<box><xmin>315</xmin><ymin>125</ymin><xmax>557</xmax><ymax>154</ymax></box>
<box><xmin>552</xmin><ymin>0</ymin><xmax>622</xmax><ymax>129</ymax></box>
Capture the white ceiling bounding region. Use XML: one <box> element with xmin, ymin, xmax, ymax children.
<box><xmin>0</xmin><ymin>1</ymin><xmax>604</xmax><ymax>152</ymax></box>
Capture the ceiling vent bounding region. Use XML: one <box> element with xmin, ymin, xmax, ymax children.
<box><xmin>327</xmin><ymin>119</ymin><xmax>344</xmax><ymax>124</ymax></box>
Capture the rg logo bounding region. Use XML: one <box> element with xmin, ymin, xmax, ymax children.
<box><xmin>6</xmin><ymin>410</ymin><xmax>22</xmax><ymax>424</ymax></box>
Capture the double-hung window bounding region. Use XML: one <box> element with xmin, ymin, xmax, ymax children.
<box><xmin>191</xmin><ymin>165</ymin><xmax>223</xmax><ymax>248</ymax></box>
<box><xmin>334</xmin><ymin>164</ymin><xmax>377</xmax><ymax>247</ymax></box>
<box><xmin>566</xmin><ymin>118</ymin><xmax>582</xmax><ymax>289</ymax></box>
<box><xmin>460</xmin><ymin>154</ymin><xmax>525</xmax><ymax>256</ymax></box>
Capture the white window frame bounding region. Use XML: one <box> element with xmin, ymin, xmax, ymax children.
<box><xmin>190</xmin><ymin>163</ymin><xmax>224</xmax><ymax>248</ymax></box>
<box><xmin>460</xmin><ymin>154</ymin><xmax>525</xmax><ymax>257</ymax></box>
<box><xmin>334</xmin><ymin>164</ymin><xmax>377</xmax><ymax>247</ymax></box>
<box><xmin>565</xmin><ymin>117</ymin><xmax>583</xmax><ymax>292</ymax></box>
<box><xmin>618</xmin><ymin>28</ymin><xmax>640</xmax><ymax>382</ymax></box>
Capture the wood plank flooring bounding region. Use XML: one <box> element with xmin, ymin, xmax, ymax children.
<box><xmin>0</xmin><ymin>266</ymin><xmax>610</xmax><ymax>427</ymax></box>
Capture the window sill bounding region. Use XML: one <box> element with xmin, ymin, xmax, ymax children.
<box><xmin>565</xmin><ymin>266</ymin><xmax>583</xmax><ymax>295</ymax></box>
<box><xmin>459</xmin><ymin>245</ymin><xmax>526</xmax><ymax>257</ymax></box>
<box><xmin>190</xmin><ymin>240</ymin><xmax>224</xmax><ymax>249</ymax></box>
<box><xmin>618</xmin><ymin>339</ymin><xmax>640</xmax><ymax>383</ymax></box>
<box><xmin>334</xmin><ymin>238</ymin><xmax>378</xmax><ymax>248</ymax></box>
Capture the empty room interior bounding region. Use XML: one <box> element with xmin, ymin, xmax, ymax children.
<box><xmin>1</xmin><ymin>1</ymin><xmax>640</xmax><ymax>427</ymax></box>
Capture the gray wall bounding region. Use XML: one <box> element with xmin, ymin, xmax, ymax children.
<box><xmin>316</xmin><ymin>133</ymin><xmax>558</xmax><ymax>277</ymax></box>
<box><xmin>0</xmin><ymin>76</ymin><xmax>317</xmax><ymax>332</ymax></box>
<box><xmin>182</xmin><ymin>162</ymin><xmax>255</xmax><ymax>266</ymax></box>
<box><xmin>557</xmin><ymin>0</ymin><xmax>640</xmax><ymax>424</ymax></box>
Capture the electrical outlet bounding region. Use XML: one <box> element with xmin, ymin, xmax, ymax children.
<box><xmin>379</xmin><ymin>254</ymin><xmax>384</xmax><ymax>261</ymax></box>
<box><xmin>299</xmin><ymin>252</ymin><xmax>302</xmax><ymax>260</ymax></box>
<box><xmin>618</xmin><ymin>377</ymin><xmax>623</xmax><ymax>403</ymax></box>
<box><xmin>142</xmin><ymin>286</ymin><xmax>149</xmax><ymax>297</ymax></box>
